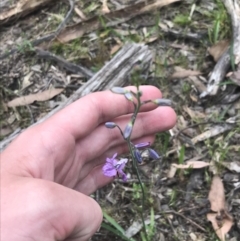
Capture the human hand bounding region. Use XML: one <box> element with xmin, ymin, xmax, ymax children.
<box><xmin>1</xmin><ymin>85</ymin><xmax>176</xmax><ymax>241</ymax></box>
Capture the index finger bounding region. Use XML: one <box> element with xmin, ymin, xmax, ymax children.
<box><xmin>43</xmin><ymin>85</ymin><xmax>163</xmax><ymax>139</ymax></box>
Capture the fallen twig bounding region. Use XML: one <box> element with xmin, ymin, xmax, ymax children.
<box><xmin>35</xmin><ymin>47</ymin><xmax>94</xmax><ymax>78</ymax></box>
<box><xmin>163</xmin><ymin>210</ymin><xmax>206</xmax><ymax>232</ymax></box>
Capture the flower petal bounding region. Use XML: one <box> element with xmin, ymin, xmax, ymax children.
<box><xmin>103</xmin><ymin>163</ymin><xmax>117</xmax><ymax>177</ymax></box>
<box><xmin>118</xmin><ymin>169</ymin><xmax>127</xmax><ymax>182</ymax></box>
<box><xmin>112</xmin><ymin>153</ymin><xmax>118</xmax><ymax>159</ymax></box>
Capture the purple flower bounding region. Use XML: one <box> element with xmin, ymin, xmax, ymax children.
<box><xmin>133</xmin><ymin>142</ymin><xmax>161</xmax><ymax>161</ymax></box>
<box><xmin>102</xmin><ymin>153</ymin><xmax>128</xmax><ymax>181</ymax></box>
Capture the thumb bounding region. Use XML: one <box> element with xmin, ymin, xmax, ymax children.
<box><xmin>48</xmin><ymin>182</ymin><xmax>103</xmax><ymax>241</ymax></box>
<box><xmin>1</xmin><ymin>177</ymin><xmax>102</xmax><ymax>241</ymax></box>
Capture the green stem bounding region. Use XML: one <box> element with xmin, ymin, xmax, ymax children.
<box><xmin>128</xmin><ymin>142</ymin><xmax>148</xmax><ymax>241</ymax></box>
<box><xmin>126</xmin><ymin>87</ymin><xmax>149</xmax><ymax>241</ymax></box>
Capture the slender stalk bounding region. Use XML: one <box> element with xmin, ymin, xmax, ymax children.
<box><xmin>128</xmin><ymin>142</ymin><xmax>148</xmax><ymax>241</ymax></box>
<box><xmin>126</xmin><ymin>87</ymin><xmax>149</xmax><ymax>241</ymax></box>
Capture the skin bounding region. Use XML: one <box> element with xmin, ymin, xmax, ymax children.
<box><xmin>1</xmin><ymin>86</ymin><xmax>176</xmax><ymax>241</ymax></box>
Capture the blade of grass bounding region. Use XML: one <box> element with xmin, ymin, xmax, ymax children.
<box><xmin>101</xmin><ymin>222</ymin><xmax>136</xmax><ymax>241</ymax></box>
<box><xmin>103</xmin><ymin>210</ymin><xmax>125</xmax><ymax>234</ymax></box>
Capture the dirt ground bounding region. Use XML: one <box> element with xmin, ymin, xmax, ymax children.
<box><xmin>1</xmin><ymin>0</ymin><xmax>240</xmax><ymax>241</ymax></box>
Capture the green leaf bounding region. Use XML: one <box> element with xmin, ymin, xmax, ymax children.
<box><xmin>103</xmin><ymin>211</ymin><xmax>125</xmax><ymax>234</ymax></box>
<box><xmin>101</xmin><ymin>222</ymin><xmax>136</xmax><ymax>241</ymax></box>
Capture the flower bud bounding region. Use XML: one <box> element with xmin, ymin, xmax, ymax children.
<box><xmin>124</xmin><ymin>92</ymin><xmax>134</xmax><ymax>102</ymax></box>
<box><xmin>111</xmin><ymin>87</ymin><xmax>127</xmax><ymax>94</ymax></box>
<box><xmin>105</xmin><ymin>122</ymin><xmax>117</xmax><ymax>129</ymax></box>
<box><xmin>134</xmin><ymin>142</ymin><xmax>150</xmax><ymax>149</ymax></box>
<box><xmin>148</xmin><ymin>148</ymin><xmax>160</xmax><ymax>159</ymax></box>
<box><xmin>123</xmin><ymin>121</ymin><xmax>133</xmax><ymax>139</ymax></box>
<box><xmin>134</xmin><ymin>149</ymin><xmax>143</xmax><ymax>163</ymax></box>
<box><xmin>152</xmin><ymin>98</ymin><xmax>171</xmax><ymax>106</ymax></box>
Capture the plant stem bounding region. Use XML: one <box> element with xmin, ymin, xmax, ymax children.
<box><xmin>127</xmin><ymin>87</ymin><xmax>149</xmax><ymax>241</ymax></box>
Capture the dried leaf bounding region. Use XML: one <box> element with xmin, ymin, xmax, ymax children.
<box><xmin>228</xmin><ymin>145</ymin><xmax>240</xmax><ymax>151</ymax></box>
<box><xmin>171</xmin><ymin>66</ymin><xmax>201</xmax><ymax>79</ymax></box>
<box><xmin>110</xmin><ymin>43</ymin><xmax>123</xmax><ymax>55</ymax></box>
<box><xmin>0</xmin><ymin>127</ymin><xmax>13</xmax><ymax>137</ymax></box>
<box><xmin>101</xmin><ymin>0</ymin><xmax>110</xmax><ymax>13</ymax></box>
<box><xmin>183</xmin><ymin>106</ymin><xmax>206</xmax><ymax>119</ymax></box>
<box><xmin>208</xmin><ymin>176</ymin><xmax>225</xmax><ymax>212</ymax></box>
<box><xmin>188</xmin><ymin>76</ymin><xmax>207</xmax><ymax>92</ymax></box>
<box><xmin>207</xmin><ymin>176</ymin><xmax>234</xmax><ymax>240</ymax></box>
<box><xmin>207</xmin><ymin>213</ymin><xmax>233</xmax><ymax>241</ymax></box>
<box><xmin>21</xmin><ymin>71</ymin><xmax>33</xmax><ymax>90</ymax></box>
<box><xmin>74</xmin><ymin>7</ymin><xmax>87</xmax><ymax>20</ymax></box>
<box><xmin>172</xmin><ymin>161</ymin><xmax>210</xmax><ymax>169</ymax></box>
<box><xmin>208</xmin><ymin>40</ymin><xmax>230</xmax><ymax>62</ymax></box>
<box><xmin>145</xmin><ymin>36</ymin><xmax>159</xmax><ymax>44</ymax></box>
<box><xmin>222</xmin><ymin>161</ymin><xmax>240</xmax><ymax>173</ymax></box>
<box><xmin>167</xmin><ymin>165</ymin><xmax>177</xmax><ymax>178</ymax></box>
<box><xmin>7</xmin><ymin>88</ymin><xmax>63</xmax><ymax>107</ymax></box>
<box><xmin>191</xmin><ymin>124</ymin><xmax>233</xmax><ymax>144</ymax></box>
<box><xmin>229</xmin><ymin>69</ymin><xmax>240</xmax><ymax>86</ymax></box>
